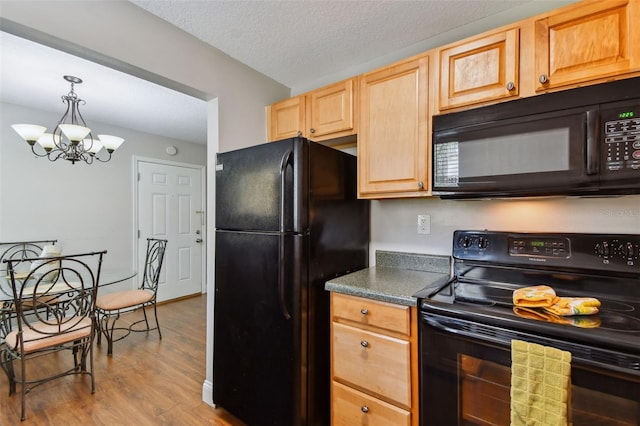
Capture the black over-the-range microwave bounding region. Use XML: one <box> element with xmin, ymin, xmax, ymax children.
<box><xmin>431</xmin><ymin>77</ymin><xmax>640</xmax><ymax>199</ymax></box>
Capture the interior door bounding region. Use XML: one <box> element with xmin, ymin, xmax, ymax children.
<box><xmin>137</xmin><ymin>160</ymin><xmax>204</xmax><ymax>302</ymax></box>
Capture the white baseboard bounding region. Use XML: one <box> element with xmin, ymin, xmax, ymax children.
<box><xmin>202</xmin><ymin>379</ymin><xmax>214</xmax><ymax>407</ymax></box>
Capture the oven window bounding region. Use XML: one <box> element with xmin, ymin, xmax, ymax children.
<box><xmin>457</xmin><ymin>354</ymin><xmax>638</xmax><ymax>425</ymax></box>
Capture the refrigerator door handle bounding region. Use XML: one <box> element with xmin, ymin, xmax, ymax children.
<box><xmin>278</xmin><ymin>149</ymin><xmax>293</xmax><ymax>320</ymax></box>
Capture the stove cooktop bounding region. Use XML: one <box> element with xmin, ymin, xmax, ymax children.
<box><xmin>417</xmin><ymin>230</ymin><xmax>640</xmax><ymax>357</ymax></box>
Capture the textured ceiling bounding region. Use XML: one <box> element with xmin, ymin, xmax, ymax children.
<box><xmin>130</xmin><ymin>0</ymin><xmax>533</xmax><ymax>92</ymax></box>
<box><xmin>2</xmin><ymin>1</ymin><xmax>575</xmax><ymax>146</ymax></box>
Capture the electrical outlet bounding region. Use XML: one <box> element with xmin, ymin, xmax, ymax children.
<box><xmin>417</xmin><ymin>214</ymin><xmax>430</xmax><ymax>234</ymax></box>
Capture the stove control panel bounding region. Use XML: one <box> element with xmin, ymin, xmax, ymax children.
<box><xmin>508</xmin><ymin>237</ymin><xmax>570</xmax><ymax>258</ymax></box>
<box><xmin>453</xmin><ymin>230</ymin><xmax>640</xmax><ymax>274</ymax></box>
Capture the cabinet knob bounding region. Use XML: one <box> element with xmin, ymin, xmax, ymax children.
<box><xmin>506</xmin><ymin>81</ymin><xmax>515</xmax><ymax>91</ymax></box>
<box><xmin>418</xmin><ymin>181</ymin><xmax>424</xmax><ymax>190</ymax></box>
<box><xmin>539</xmin><ymin>74</ymin><xmax>549</xmax><ymax>84</ymax></box>
<box><xmin>361</xmin><ymin>405</ymin><xmax>369</xmax><ymax>414</ymax></box>
<box><xmin>360</xmin><ymin>340</ymin><xmax>369</xmax><ymax>348</ymax></box>
<box><xmin>309</xmin><ymin>128</ymin><xmax>316</xmax><ymax>134</ymax></box>
<box><xmin>360</xmin><ymin>308</ymin><xmax>368</xmax><ymax>316</ymax></box>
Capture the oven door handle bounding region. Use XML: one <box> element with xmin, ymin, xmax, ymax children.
<box><xmin>421</xmin><ymin>312</ymin><xmax>640</xmax><ymax>377</ymax></box>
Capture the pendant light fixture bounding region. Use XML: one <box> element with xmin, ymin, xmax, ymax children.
<box><xmin>11</xmin><ymin>75</ymin><xmax>124</xmax><ymax>165</ymax></box>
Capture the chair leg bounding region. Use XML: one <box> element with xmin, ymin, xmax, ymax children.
<box><xmin>1</xmin><ymin>348</ymin><xmax>16</xmax><ymax>396</ymax></box>
<box><xmin>152</xmin><ymin>303</ymin><xmax>162</xmax><ymax>340</ymax></box>
<box><xmin>20</xmin><ymin>352</ymin><xmax>26</xmax><ymax>421</ymax></box>
<box><xmin>99</xmin><ymin>311</ymin><xmax>119</xmax><ymax>356</ymax></box>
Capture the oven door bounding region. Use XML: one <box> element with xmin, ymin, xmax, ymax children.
<box><xmin>432</xmin><ymin>106</ymin><xmax>598</xmax><ymax>198</ymax></box>
<box><xmin>419</xmin><ymin>312</ymin><xmax>640</xmax><ymax>425</ymax></box>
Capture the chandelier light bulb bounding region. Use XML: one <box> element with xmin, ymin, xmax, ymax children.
<box><xmin>11</xmin><ymin>124</ymin><xmax>47</xmax><ymax>145</ymax></box>
<box><xmin>58</xmin><ymin>124</ymin><xmax>91</xmax><ymax>144</ymax></box>
<box><xmin>82</xmin><ymin>138</ymin><xmax>104</xmax><ymax>155</ymax></box>
<box><xmin>37</xmin><ymin>133</ymin><xmax>61</xmax><ymax>152</ymax></box>
<box><xmin>98</xmin><ymin>135</ymin><xmax>125</xmax><ymax>153</ymax></box>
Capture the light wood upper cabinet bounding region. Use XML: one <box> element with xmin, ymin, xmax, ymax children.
<box><xmin>439</xmin><ymin>28</ymin><xmax>519</xmax><ymax>110</ymax></box>
<box><xmin>267</xmin><ymin>78</ymin><xmax>356</xmax><ymax>142</ymax></box>
<box><xmin>358</xmin><ymin>54</ymin><xmax>429</xmax><ymax>198</ymax></box>
<box><xmin>267</xmin><ymin>96</ymin><xmax>306</xmax><ymax>141</ymax></box>
<box><xmin>306</xmin><ymin>78</ymin><xmax>356</xmax><ymax>140</ymax></box>
<box><xmin>534</xmin><ymin>0</ymin><xmax>640</xmax><ymax>91</ymax></box>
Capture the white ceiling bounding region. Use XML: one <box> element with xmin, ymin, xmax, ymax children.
<box><xmin>1</xmin><ymin>1</ymin><xmax>571</xmax><ymax>146</ymax></box>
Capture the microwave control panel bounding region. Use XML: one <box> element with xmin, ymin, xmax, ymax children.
<box><xmin>602</xmin><ymin>101</ymin><xmax>640</xmax><ymax>173</ymax></box>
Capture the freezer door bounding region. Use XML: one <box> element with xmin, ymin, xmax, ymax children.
<box><xmin>215</xmin><ymin>138</ymin><xmax>305</xmax><ymax>233</ymax></box>
<box><xmin>213</xmin><ymin>230</ymin><xmax>305</xmax><ymax>426</ymax></box>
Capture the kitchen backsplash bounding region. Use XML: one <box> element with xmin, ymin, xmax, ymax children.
<box><xmin>376</xmin><ymin>250</ymin><xmax>450</xmax><ymax>274</ymax></box>
<box><xmin>370</xmin><ymin>195</ymin><xmax>640</xmax><ymax>264</ymax></box>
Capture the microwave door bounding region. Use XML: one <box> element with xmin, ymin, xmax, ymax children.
<box><xmin>433</xmin><ymin>109</ymin><xmax>598</xmax><ymax>197</ymax></box>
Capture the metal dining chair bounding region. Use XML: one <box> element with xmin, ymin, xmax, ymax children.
<box><xmin>96</xmin><ymin>238</ymin><xmax>167</xmax><ymax>355</ymax></box>
<box><xmin>0</xmin><ymin>240</ymin><xmax>58</xmax><ymax>386</ymax></box>
<box><xmin>3</xmin><ymin>250</ymin><xmax>106</xmax><ymax>421</ymax></box>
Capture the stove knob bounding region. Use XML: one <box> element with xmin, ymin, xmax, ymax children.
<box><xmin>478</xmin><ymin>237</ymin><xmax>488</xmax><ymax>249</ymax></box>
<box><xmin>460</xmin><ymin>236</ymin><xmax>471</xmax><ymax>248</ymax></box>
<box><xmin>625</xmin><ymin>242</ymin><xmax>635</xmax><ymax>259</ymax></box>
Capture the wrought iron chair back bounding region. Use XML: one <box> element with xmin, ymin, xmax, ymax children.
<box><xmin>3</xmin><ymin>250</ymin><xmax>105</xmax><ymax>421</ymax></box>
<box><xmin>0</xmin><ymin>240</ymin><xmax>57</xmax><ymax>386</ymax></box>
<box><xmin>96</xmin><ymin>238</ymin><xmax>167</xmax><ymax>355</ymax></box>
<box><xmin>140</xmin><ymin>237</ymin><xmax>167</xmax><ymax>294</ymax></box>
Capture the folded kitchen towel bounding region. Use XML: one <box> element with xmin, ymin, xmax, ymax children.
<box><xmin>513</xmin><ymin>285</ymin><xmax>558</xmax><ymax>308</ymax></box>
<box><xmin>543</xmin><ymin>297</ymin><xmax>601</xmax><ymax>316</ymax></box>
<box><xmin>513</xmin><ymin>307</ymin><xmax>601</xmax><ymax>329</ymax></box>
<box><xmin>511</xmin><ymin>339</ymin><xmax>571</xmax><ymax>426</ymax></box>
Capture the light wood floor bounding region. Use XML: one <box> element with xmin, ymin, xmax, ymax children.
<box><xmin>0</xmin><ymin>295</ymin><xmax>246</xmax><ymax>425</ymax></box>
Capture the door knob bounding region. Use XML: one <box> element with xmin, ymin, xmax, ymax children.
<box><xmin>196</xmin><ymin>238</ymin><xmax>203</xmax><ymax>243</ymax></box>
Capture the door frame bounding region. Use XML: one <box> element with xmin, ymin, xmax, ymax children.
<box><xmin>133</xmin><ymin>155</ymin><xmax>207</xmax><ymax>294</ymax></box>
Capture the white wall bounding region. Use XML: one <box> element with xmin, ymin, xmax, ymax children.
<box><xmin>371</xmin><ymin>196</ymin><xmax>640</xmax><ymax>263</ymax></box>
<box><xmin>0</xmin><ymin>102</ymin><xmax>206</xmax><ymax>273</ymax></box>
<box><xmin>1</xmin><ymin>0</ymin><xmax>290</xmax><ymax>406</ymax></box>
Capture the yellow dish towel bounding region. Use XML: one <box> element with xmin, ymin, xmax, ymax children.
<box><xmin>514</xmin><ymin>307</ymin><xmax>601</xmax><ymax>329</ymax></box>
<box><xmin>513</xmin><ymin>285</ymin><xmax>558</xmax><ymax>308</ymax></box>
<box><xmin>511</xmin><ymin>340</ymin><xmax>571</xmax><ymax>426</ymax></box>
<box><xmin>543</xmin><ymin>297</ymin><xmax>601</xmax><ymax>316</ymax></box>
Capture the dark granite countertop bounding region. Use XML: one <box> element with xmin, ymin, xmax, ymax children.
<box><xmin>325</xmin><ymin>251</ymin><xmax>451</xmax><ymax>307</ymax></box>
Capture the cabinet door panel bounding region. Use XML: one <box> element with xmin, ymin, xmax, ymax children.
<box><xmin>308</xmin><ymin>78</ymin><xmax>356</xmax><ymax>140</ymax></box>
<box><xmin>332</xmin><ymin>381</ymin><xmax>411</xmax><ymax>426</ymax></box>
<box><xmin>358</xmin><ymin>56</ymin><xmax>429</xmax><ymax>197</ymax></box>
<box><xmin>535</xmin><ymin>0</ymin><xmax>638</xmax><ymax>91</ymax></box>
<box><xmin>268</xmin><ymin>96</ymin><xmax>305</xmax><ymax>141</ymax></box>
<box><xmin>332</xmin><ymin>322</ymin><xmax>411</xmax><ymax>408</ymax></box>
<box><xmin>439</xmin><ymin>28</ymin><xmax>519</xmax><ymax>109</ymax></box>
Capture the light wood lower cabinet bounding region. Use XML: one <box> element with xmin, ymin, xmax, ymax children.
<box><xmin>330</xmin><ymin>293</ymin><xmax>419</xmax><ymax>426</ymax></box>
<box><xmin>332</xmin><ymin>381</ymin><xmax>411</xmax><ymax>426</ymax></box>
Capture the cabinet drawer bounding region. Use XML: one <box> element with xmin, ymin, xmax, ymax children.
<box><xmin>332</xmin><ymin>381</ymin><xmax>411</xmax><ymax>426</ymax></box>
<box><xmin>332</xmin><ymin>293</ymin><xmax>410</xmax><ymax>335</ymax></box>
<box><xmin>332</xmin><ymin>322</ymin><xmax>411</xmax><ymax>407</ymax></box>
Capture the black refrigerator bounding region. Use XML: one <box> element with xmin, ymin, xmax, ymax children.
<box><xmin>213</xmin><ymin>137</ymin><xmax>370</xmax><ymax>426</ymax></box>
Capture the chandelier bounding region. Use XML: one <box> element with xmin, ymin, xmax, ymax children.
<box><xmin>11</xmin><ymin>75</ymin><xmax>124</xmax><ymax>165</ymax></box>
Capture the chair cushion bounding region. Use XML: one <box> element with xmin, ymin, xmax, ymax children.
<box><xmin>96</xmin><ymin>289</ymin><xmax>154</xmax><ymax>311</ymax></box>
<box><xmin>5</xmin><ymin>317</ymin><xmax>93</xmax><ymax>353</ymax></box>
